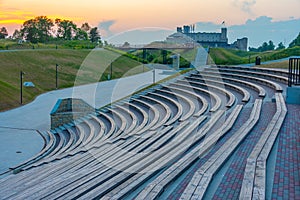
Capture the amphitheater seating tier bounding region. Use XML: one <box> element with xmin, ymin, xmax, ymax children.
<box><xmin>0</xmin><ymin>65</ymin><xmax>297</xmax><ymax>200</ymax></box>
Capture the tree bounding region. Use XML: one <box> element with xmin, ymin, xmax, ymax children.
<box><xmin>0</xmin><ymin>27</ymin><xmax>8</xmax><ymax>39</ymax></box>
<box><xmin>289</xmin><ymin>32</ymin><xmax>300</xmax><ymax>48</ymax></box>
<box><xmin>81</xmin><ymin>23</ymin><xmax>91</xmax><ymax>32</ymax></box>
<box><xmin>73</xmin><ymin>23</ymin><xmax>91</xmax><ymax>40</ymax></box>
<box><xmin>12</xmin><ymin>29</ymin><xmax>22</xmax><ymax>40</ymax></box>
<box><xmin>21</xmin><ymin>18</ymin><xmax>39</xmax><ymax>43</ymax></box>
<box><xmin>36</xmin><ymin>16</ymin><xmax>54</xmax><ymax>42</ymax></box>
<box><xmin>55</xmin><ymin>18</ymin><xmax>77</xmax><ymax>40</ymax></box>
<box><xmin>21</xmin><ymin>16</ymin><xmax>54</xmax><ymax>43</ymax></box>
<box><xmin>268</xmin><ymin>40</ymin><xmax>275</xmax><ymax>51</ymax></box>
<box><xmin>74</xmin><ymin>28</ymin><xmax>88</xmax><ymax>40</ymax></box>
<box><xmin>276</xmin><ymin>42</ymin><xmax>285</xmax><ymax>50</ymax></box>
<box><xmin>104</xmin><ymin>40</ymin><xmax>109</xmax><ymax>46</ymax></box>
<box><xmin>122</xmin><ymin>41</ymin><xmax>130</xmax><ymax>47</ymax></box>
<box><xmin>249</xmin><ymin>40</ymin><xmax>275</xmax><ymax>52</ymax></box>
<box><xmin>89</xmin><ymin>27</ymin><xmax>101</xmax><ymax>43</ymax></box>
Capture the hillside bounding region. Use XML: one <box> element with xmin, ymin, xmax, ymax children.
<box><xmin>0</xmin><ymin>49</ymin><xmax>146</xmax><ymax>111</ymax></box>
<box><xmin>209</xmin><ymin>46</ymin><xmax>300</xmax><ymax>66</ymax></box>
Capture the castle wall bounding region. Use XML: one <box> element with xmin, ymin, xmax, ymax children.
<box><xmin>168</xmin><ymin>26</ymin><xmax>248</xmax><ymax>51</ymax></box>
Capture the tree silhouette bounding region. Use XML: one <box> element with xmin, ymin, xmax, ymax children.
<box><xmin>21</xmin><ymin>16</ymin><xmax>54</xmax><ymax>43</ymax></box>
<box><xmin>0</xmin><ymin>27</ymin><xmax>8</xmax><ymax>39</ymax></box>
<box><xmin>289</xmin><ymin>32</ymin><xmax>300</xmax><ymax>48</ymax></box>
<box><xmin>89</xmin><ymin>27</ymin><xmax>101</xmax><ymax>43</ymax></box>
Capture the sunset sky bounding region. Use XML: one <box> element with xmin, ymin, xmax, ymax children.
<box><xmin>1</xmin><ymin>0</ymin><xmax>300</xmax><ymax>46</ymax></box>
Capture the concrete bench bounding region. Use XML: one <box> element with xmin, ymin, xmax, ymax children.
<box><xmin>9</xmin><ymin>130</ymin><xmax>56</xmax><ymax>171</ymax></box>
<box><xmin>180</xmin><ymin>99</ymin><xmax>262</xmax><ymax>199</ymax></box>
<box><xmin>147</xmin><ymin>92</ymin><xmax>183</xmax><ymax>126</ymax></box>
<box><xmin>82</xmin><ymin>115</ymin><xmax>107</xmax><ymax>146</ymax></box>
<box><xmin>97</xmin><ymin>111</ymin><xmax>116</xmax><ymax>139</ymax></box>
<box><xmin>63</xmin><ymin>124</ymin><xmax>86</xmax><ymax>155</ymax></box>
<box><xmin>23</xmin><ymin>127</ymin><xmax>69</xmax><ymax>169</ymax></box>
<box><xmin>114</xmin><ymin>105</ymin><xmax>138</xmax><ymax>135</ymax></box>
<box><xmin>133</xmin><ymin>126</ymin><xmax>173</xmax><ymax>153</ymax></box>
<box><xmin>88</xmin><ymin>114</ymin><xmax>106</xmax><ymax>146</ymax></box>
<box><xmin>13</xmin><ymin>132</ymin><xmax>154</xmax><ymax>199</ymax></box>
<box><xmin>215</xmin><ymin>65</ymin><xmax>289</xmax><ymax>79</ymax></box>
<box><xmin>121</xmin><ymin>101</ymin><xmax>149</xmax><ymax>136</ymax></box>
<box><xmin>209</xmin><ymin>67</ymin><xmax>289</xmax><ymax>84</ymax></box>
<box><xmin>191</xmin><ymin>72</ymin><xmax>266</xmax><ymax>98</ymax></box>
<box><xmin>148</xmin><ymin>120</ymin><xmax>190</xmax><ymax>151</ymax></box>
<box><xmin>164</xmin><ymin>85</ymin><xmax>209</xmax><ymax>117</ymax></box>
<box><xmin>157</xmin><ymin>88</ymin><xmax>196</xmax><ymax>121</ymax></box>
<box><xmin>2</xmin><ymin>138</ymin><xmax>126</xmax><ymax>195</ymax></box>
<box><xmin>170</xmin><ymin>82</ymin><xmax>222</xmax><ymax>112</ymax></box>
<box><xmin>97</xmin><ymin>110</ymin><xmax>224</xmax><ymax>199</ymax></box>
<box><xmin>180</xmin><ymin>78</ymin><xmax>236</xmax><ymax>108</ymax></box>
<box><xmin>106</xmin><ymin>107</ymin><xmax>127</xmax><ymax>138</ymax></box>
<box><xmin>39</xmin><ymin>124</ymin><xmax>190</xmax><ymax>199</ymax></box>
<box><xmin>54</xmin><ymin>124</ymin><xmax>78</xmax><ymax>155</ymax></box>
<box><xmin>135</xmin><ymin>106</ymin><xmax>243</xmax><ymax>200</ymax></box>
<box><xmin>203</xmin><ymin>69</ymin><xmax>283</xmax><ymax>92</ymax></box>
<box><xmin>139</xmin><ymin>95</ymin><xmax>171</xmax><ymax>131</ymax></box>
<box><xmin>130</xmin><ymin>97</ymin><xmax>162</xmax><ymax>134</ymax></box>
<box><xmin>80</xmin><ymin>118</ymin><xmax>98</xmax><ymax>147</ymax></box>
<box><xmin>75</xmin><ymin>117</ymin><xmax>207</xmax><ymax>199</ymax></box>
<box><xmin>185</xmin><ymin>75</ymin><xmax>250</xmax><ymax>103</ymax></box>
<box><xmin>240</xmin><ymin>93</ymin><xmax>287</xmax><ymax>200</ymax></box>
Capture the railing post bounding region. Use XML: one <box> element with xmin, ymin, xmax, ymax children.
<box><xmin>288</xmin><ymin>57</ymin><xmax>300</xmax><ymax>87</ymax></box>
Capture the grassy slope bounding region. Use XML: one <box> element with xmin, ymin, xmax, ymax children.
<box><xmin>259</xmin><ymin>60</ymin><xmax>289</xmax><ymax>69</ymax></box>
<box><xmin>209</xmin><ymin>46</ymin><xmax>300</xmax><ymax>65</ymax></box>
<box><xmin>0</xmin><ymin>49</ymin><xmax>146</xmax><ymax>111</ymax></box>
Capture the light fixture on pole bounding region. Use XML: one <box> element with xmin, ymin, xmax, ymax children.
<box><xmin>20</xmin><ymin>71</ymin><xmax>25</xmax><ymax>104</ymax></box>
<box><xmin>110</xmin><ymin>61</ymin><xmax>113</xmax><ymax>80</ymax></box>
<box><xmin>153</xmin><ymin>68</ymin><xmax>155</xmax><ymax>84</ymax></box>
<box><xmin>56</xmin><ymin>64</ymin><xmax>58</xmax><ymax>89</ymax></box>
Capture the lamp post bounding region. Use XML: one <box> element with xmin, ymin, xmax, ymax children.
<box><xmin>20</xmin><ymin>71</ymin><xmax>25</xmax><ymax>104</ymax></box>
<box><xmin>56</xmin><ymin>64</ymin><xmax>58</xmax><ymax>89</ymax></box>
<box><xmin>110</xmin><ymin>61</ymin><xmax>113</xmax><ymax>80</ymax></box>
<box><xmin>153</xmin><ymin>67</ymin><xmax>155</xmax><ymax>84</ymax></box>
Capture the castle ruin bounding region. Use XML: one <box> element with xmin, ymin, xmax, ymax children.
<box><xmin>166</xmin><ymin>25</ymin><xmax>248</xmax><ymax>51</ymax></box>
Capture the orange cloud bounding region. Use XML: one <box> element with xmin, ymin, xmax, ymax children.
<box><xmin>0</xmin><ymin>10</ymin><xmax>35</xmax><ymax>25</ymax></box>
<box><xmin>0</xmin><ymin>8</ymin><xmax>83</xmax><ymax>26</ymax></box>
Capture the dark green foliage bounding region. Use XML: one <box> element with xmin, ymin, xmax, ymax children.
<box><xmin>249</xmin><ymin>40</ymin><xmax>275</xmax><ymax>52</ymax></box>
<box><xmin>12</xmin><ymin>16</ymin><xmax>97</xmax><ymax>47</ymax></box>
<box><xmin>89</xmin><ymin>27</ymin><xmax>101</xmax><ymax>43</ymax></box>
<box><xmin>21</xmin><ymin>16</ymin><xmax>54</xmax><ymax>43</ymax></box>
<box><xmin>276</xmin><ymin>42</ymin><xmax>285</xmax><ymax>50</ymax></box>
<box><xmin>55</xmin><ymin>18</ymin><xmax>77</xmax><ymax>40</ymax></box>
<box><xmin>0</xmin><ymin>27</ymin><xmax>8</xmax><ymax>39</ymax></box>
<box><xmin>289</xmin><ymin>32</ymin><xmax>300</xmax><ymax>48</ymax></box>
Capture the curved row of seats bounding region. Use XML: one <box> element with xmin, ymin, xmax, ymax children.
<box><xmin>0</xmin><ymin>65</ymin><xmax>289</xmax><ymax>200</ymax></box>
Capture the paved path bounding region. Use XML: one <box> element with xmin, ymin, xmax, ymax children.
<box><xmin>0</xmin><ymin>68</ymin><xmax>175</xmax><ymax>174</ymax></box>
<box><xmin>272</xmin><ymin>104</ymin><xmax>300</xmax><ymax>199</ymax></box>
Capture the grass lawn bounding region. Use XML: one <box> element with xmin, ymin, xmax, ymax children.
<box><xmin>209</xmin><ymin>46</ymin><xmax>300</xmax><ymax>65</ymax></box>
<box><xmin>0</xmin><ymin>48</ymin><xmax>147</xmax><ymax>111</ymax></box>
<box><xmin>258</xmin><ymin>60</ymin><xmax>289</xmax><ymax>69</ymax></box>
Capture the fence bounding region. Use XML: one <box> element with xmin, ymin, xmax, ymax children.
<box><xmin>288</xmin><ymin>57</ymin><xmax>300</xmax><ymax>87</ymax></box>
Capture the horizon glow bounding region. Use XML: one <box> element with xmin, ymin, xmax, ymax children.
<box><xmin>1</xmin><ymin>0</ymin><xmax>300</xmax><ymax>40</ymax></box>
